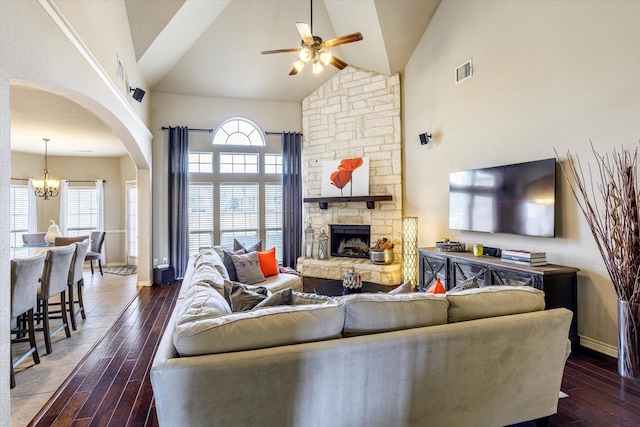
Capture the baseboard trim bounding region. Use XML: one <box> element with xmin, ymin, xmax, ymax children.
<box><xmin>579</xmin><ymin>335</ymin><xmax>617</xmax><ymax>358</ymax></box>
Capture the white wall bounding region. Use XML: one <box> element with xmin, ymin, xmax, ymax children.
<box><xmin>404</xmin><ymin>0</ymin><xmax>640</xmax><ymax>354</ymax></box>
<box><xmin>149</xmin><ymin>92</ymin><xmax>302</xmax><ymax>264</ymax></box>
<box><xmin>0</xmin><ymin>0</ymin><xmax>152</xmax><ymax>418</ymax></box>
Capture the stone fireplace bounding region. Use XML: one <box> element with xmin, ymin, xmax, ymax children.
<box><xmin>297</xmin><ymin>67</ymin><xmax>404</xmax><ymax>287</ymax></box>
<box><xmin>330</xmin><ymin>225</ymin><xmax>370</xmax><ymax>258</ymax></box>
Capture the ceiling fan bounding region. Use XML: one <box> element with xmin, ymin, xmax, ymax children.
<box><xmin>261</xmin><ymin>0</ymin><xmax>363</xmax><ymax>76</ymax></box>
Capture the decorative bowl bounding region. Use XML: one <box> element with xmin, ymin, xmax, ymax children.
<box><xmin>369</xmin><ymin>249</ymin><xmax>394</xmax><ymax>265</ymax></box>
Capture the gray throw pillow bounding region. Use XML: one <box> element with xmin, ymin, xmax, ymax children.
<box><xmin>232</xmin><ymin>251</ymin><xmax>266</xmax><ymax>285</ymax></box>
<box><xmin>223</xmin><ymin>248</ymin><xmax>246</xmax><ymax>281</ymax></box>
<box><xmin>223</xmin><ymin>281</ymin><xmax>269</xmax><ymax>312</ymax></box>
<box><xmin>253</xmin><ymin>288</ymin><xmax>294</xmax><ymax>309</ymax></box>
<box><xmin>389</xmin><ymin>281</ymin><xmax>413</xmax><ymax>295</ymax></box>
<box><xmin>233</xmin><ymin>238</ymin><xmax>263</xmax><ymax>253</ymax></box>
<box><xmin>447</xmin><ymin>276</ymin><xmax>480</xmax><ymax>293</ymax></box>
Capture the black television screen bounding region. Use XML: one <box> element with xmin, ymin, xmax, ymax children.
<box><xmin>449</xmin><ymin>158</ymin><xmax>556</xmax><ymax>237</ymax></box>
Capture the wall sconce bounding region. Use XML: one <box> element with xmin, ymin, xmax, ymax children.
<box><xmin>419</xmin><ymin>133</ymin><xmax>433</xmax><ymax>145</ymax></box>
<box><xmin>403</xmin><ymin>217</ymin><xmax>418</xmax><ymax>288</ymax></box>
<box><xmin>129</xmin><ymin>87</ymin><xmax>145</xmax><ymax>102</ymax></box>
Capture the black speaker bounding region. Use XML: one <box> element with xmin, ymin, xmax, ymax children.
<box><xmin>130</xmin><ymin>87</ymin><xmax>145</xmax><ymax>102</ymax></box>
<box><xmin>153</xmin><ymin>266</ymin><xmax>175</xmax><ymax>286</ymax></box>
<box><xmin>419</xmin><ymin>133</ymin><xmax>432</xmax><ymax>145</ymax></box>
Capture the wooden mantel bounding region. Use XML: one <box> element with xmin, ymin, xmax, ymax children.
<box><xmin>303</xmin><ymin>195</ymin><xmax>393</xmax><ymax>210</ymax></box>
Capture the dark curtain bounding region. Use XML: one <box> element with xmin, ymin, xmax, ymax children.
<box><xmin>168</xmin><ymin>126</ymin><xmax>189</xmax><ymax>279</ymax></box>
<box><xmin>282</xmin><ymin>132</ymin><xmax>302</xmax><ymax>268</ymax></box>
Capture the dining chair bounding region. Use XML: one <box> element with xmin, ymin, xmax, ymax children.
<box><xmin>48</xmin><ymin>239</ymin><xmax>90</xmax><ymax>330</ymax></box>
<box><xmin>21</xmin><ymin>233</ymin><xmax>47</xmax><ymax>246</ymax></box>
<box><xmin>85</xmin><ymin>231</ymin><xmax>106</xmax><ymax>275</ymax></box>
<box><xmin>54</xmin><ymin>235</ymin><xmax>90</xmax><ymax>246</ymax></box>
<box><xmin>10</xmin><ymin>252</ymin><xmax>46</xmax><ymax>388</ymax></box>
<box><xmin>36</xmin><ymin>244</ymin><xmax>75</xmax><ymax>354</ymax></box>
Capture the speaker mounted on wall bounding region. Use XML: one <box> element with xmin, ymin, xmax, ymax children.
<box><xmin>419</xmin><ymin>133</ymin><xmax>433</xmax><ymax>145</ymax></box>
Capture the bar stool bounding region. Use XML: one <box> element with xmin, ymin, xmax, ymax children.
<box><xmin>50</xmin><ymin>239</ymin><xmax>90</xmax><ymax>330</ymax></box>
<box><xmin>85</xmin><ymin>231</ymin><xmax>106</xmax><ymax>275</ymax></box>
<box><xmin>36</xmin><ymin>245</ymin><xmax>75</xmax><ymax>354</ymax></box>
<box><xmin>10</xmin><ymin>252</ymin><xmax>46</xmax><ymax>388</ymax></box>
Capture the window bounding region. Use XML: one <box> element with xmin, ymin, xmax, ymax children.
<box><xmin>265</xmin><ymin>154</ymin><xmax>282</xmax><ymax>174</ymax></box>
<box><xmin>188</xmin><ymin>183</ymin><xmax>214</xmax><ymax>255</ymax></box>
<box><xmin>189</xmin><ymin>152</ymin><xmax>213</xmax><ymax>173</ymax></box>
<box><xmin>126</xmin><ymin>181</ymin><xmax>138</xmax><ymax>262</ymax></box>
<box><xmin>219</xmin><ymin>184</ymin><xmax>259</xmax><ymax>248</ymax></box>
<box><xmin>212</xmin><ymin>117</ymin><xmax>265</xmax><ymax>146</ymax></box>
<box><xmin>10</xmin><ymin>186</ymin><xmax>29</xmax><ymax>248</ymax></box>
<box><xmin>188</xmin><ymin>117</ymin><xmax>282</xmax><ymax>258</ymax></box>
<box><xmin>220</xmin><ymin>153</ymin><xmax>259</xmax><ymax>173</ymax></box>
<box><xmin>66</xmin><ymin>187</ymin><xmax>98</xmax><ymax>237</ymax></box>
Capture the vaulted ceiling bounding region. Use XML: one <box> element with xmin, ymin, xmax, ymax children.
<box><xmin>11</xmin><ymin>0</ymin><xmax>440</xmax><ymax>157</ymax></box>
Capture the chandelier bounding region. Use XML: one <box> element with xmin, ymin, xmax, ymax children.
<box><xmin>31</xmin><ymin>138</ymin><xmax>60</xmax><ymax>200</ymax></box>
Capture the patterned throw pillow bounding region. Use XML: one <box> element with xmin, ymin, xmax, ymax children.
<box><xmin>222</xmin><ymin>280</ymin><xmax>269</xmax><ymax>312</ymax></box>
<box><xmin>222</xmin><ymin>248</ymin><xmax>246</xmax><ymax>281</ymax></box>
<box><xmin>447</xmin><ymin>276</ymin><xmax>480</xmax><ymax>294</ymax></box>
<box><xmin>253</xmin><ymin>288</ymin><xmax>294</xmax><ymax>310</ymax></box>
<box><xmin>231</xmin><ymin>251</ymin><xmax>266</xmax><ymax>285</ymax></box>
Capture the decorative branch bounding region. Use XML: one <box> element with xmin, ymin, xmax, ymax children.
<box><xmin>557</xmin><ymin>142</ymin><xmax>640</xmax><ymax>303</ymax></box>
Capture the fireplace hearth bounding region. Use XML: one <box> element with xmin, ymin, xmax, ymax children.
<box><xmin>330</xmin><ymin>225</ymin><xmax>371</xmax><ymax>258</ymax></box>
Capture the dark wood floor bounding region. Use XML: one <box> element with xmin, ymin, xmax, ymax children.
<box><xmin>29</xmin><ymin>282</ymin><xmax>179</xmax><ymax>427</ymax></box>
<box><xmin>28</xmin><ymin>282</ymin><xmax>640</xmax><ymax>426</ymax></box>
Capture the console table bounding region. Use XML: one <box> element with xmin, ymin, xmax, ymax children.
<box><xmin>418</xmin><ymin>247</ymin><xmax>580</xmax><ymax>348</ymax></box>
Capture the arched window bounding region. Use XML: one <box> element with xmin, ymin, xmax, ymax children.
<box><xmin>212</xmin><ymin>117</ymin><xmax>265</xmax><ymax>146</ymax></box>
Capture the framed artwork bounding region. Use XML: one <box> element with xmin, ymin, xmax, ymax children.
<box><xmin>321</xmin><ymin>157</ymin><xmax>369</xmax><ymax>197</ymax></box>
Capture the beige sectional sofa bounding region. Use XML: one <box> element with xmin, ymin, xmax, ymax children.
<box><xmin>151</xmin><ymin>249</ymin><xmax>572</xmax><ymax>427</ymax></box>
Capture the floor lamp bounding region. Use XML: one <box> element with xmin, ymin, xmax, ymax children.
<box><xmin>403</xmin><ymin>217</ymin><xmax>418</xmax><ymax>290</ymax></box>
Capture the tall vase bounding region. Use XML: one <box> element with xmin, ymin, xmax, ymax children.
<box><xmin>617</xmin><ymin>299</ymin><xmax>640</xmax><ymax>381</ymax></box>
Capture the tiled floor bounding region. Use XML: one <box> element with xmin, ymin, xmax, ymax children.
<box><xmin>10</xmin><ymin>269</ymin><xmax>140</xmax><ymax>426</ymax></box>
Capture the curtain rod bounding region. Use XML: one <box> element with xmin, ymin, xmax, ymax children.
<box><xmin>160</xmin><ymin>127</ymin><xmax>293</xmax><ymax>136</ymax></box>
<box><xmin>11</xmin><ymin>178</ymin><xmax>106</xmax><ymax>183</ymax></box>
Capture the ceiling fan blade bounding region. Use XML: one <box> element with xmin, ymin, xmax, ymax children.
<box><xmin>289</xmin><ymin>65</ymin><xmax>302</xmax><ymax>76</ymax></box>
<box><xmin>322</xmin><ymin>32</ymin><xmax>363</xmax><ymax>48</ymax></box>
<box><xmin>330</xmin><ymin>56</ymin><xmax>348</xmax><ymax>70</ymax></box>
<box><xmin>261</xmin><ymin>48</ymin><xmax>301</xmax><ymax>55</ymax></box>
<box><xmin>296</xmin><ymin>22</ymin><xmax>314</xmax><ymax>45</ymax></box>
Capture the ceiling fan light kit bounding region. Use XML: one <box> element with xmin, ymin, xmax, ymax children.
<box><xmin>261</xmin><ymin>0</ymin><xmax>363</xmax><ymax>76</ymax></box>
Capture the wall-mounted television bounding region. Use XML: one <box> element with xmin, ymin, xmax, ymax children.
<box><xmin>449</xmin><ymin>158</ymin><xmax>556</xmax><ymax>238</ymax></box>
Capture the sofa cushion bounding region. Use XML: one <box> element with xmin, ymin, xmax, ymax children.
<box><xmin>257</xmin><ymin>247</ymin><xmax>279</xmax><ymax>277</ymax></box>
<box><xmin>292</xmin><ymin>291</ymin><xmax>334</xmax><ymax>305</ymax></box>
<box><xmin>341</xmin><ymin>293</ymin><xmax>449</xmax><ymax>337</ymax></box>
<box><xmin>174</xmin><ymin>281</ymin><xmax>233</xmax><ymax>327</ymax></box>
<box><xmin>261</xmin><ymin>273</ymin><xmax>303</xmax><ymax>293</ymax></box>
<box><xmin>223</xmin><ymin>248</ymin><xmax>246</xmax><ymax>281</ymax></box>
<box><xmin>194</xmin><ymin>249</ymin><xmax>230</xmax><ymax>281</ymax></box>
<box><xmin>446</xmin><ymin>286</ymin><xmax>546</xmax><ymax>323</ymax></box>
<box><xmin>173</xmin><ymin>302</ymin><xmax>344</xmax><ymax>356</ymax></box>
<box><xmin>232</xmin><ymin>251</ymin><xmax>266</xmax><ymax>285</ymax></box>
<box><xmin>191</xmin><ymin>262</ymin><xmax>226</xmax><ymax>295</ymax></box>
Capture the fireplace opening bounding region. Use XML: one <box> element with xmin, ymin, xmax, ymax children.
<box><xmin>330</xmin><ymin>225</ymin><xmax>371</xmax><ymax>258</ymax></box>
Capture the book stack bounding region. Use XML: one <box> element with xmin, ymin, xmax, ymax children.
<box><xmin>500</xmin><ymin>249</ymin><xmax>548</xmax><ymax>267</ymax></box>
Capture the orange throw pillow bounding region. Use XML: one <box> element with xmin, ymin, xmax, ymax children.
<box><xmin>257</xmin><ymin>247</ymin><xmax>279</xmax><ymax>277</ymax></box>
<box><xmin>426</xmin><ymin>278</ymin><xmax>445</xmax><ymax>294</ymax></box>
